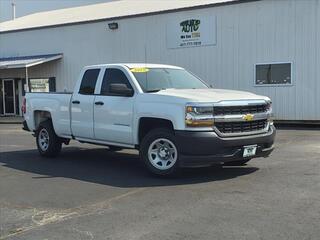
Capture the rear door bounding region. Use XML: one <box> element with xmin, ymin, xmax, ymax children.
<box><xmin>71</xmin><ymin>68</ymin><xmax>101</xmax><ymax>139</ymax></box>
<box><xmin>93</xmin><ymin>67</ymin><xmax>135</xmax><ymax>145</ymax></box>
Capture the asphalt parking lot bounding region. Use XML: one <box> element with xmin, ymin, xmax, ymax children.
<box><xmin>0</xmin><ymin>124</ymin><xmax>320</xmax><ymax>240</ymax></box>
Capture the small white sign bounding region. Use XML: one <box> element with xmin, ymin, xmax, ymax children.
<box><xmin>166</xmin><ymin>15</ymin><xmax>216</xmax><ymax>49</ymax></box>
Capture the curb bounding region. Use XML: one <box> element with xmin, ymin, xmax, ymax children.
<box><xmin>0</xmin><ymin>118</ymin><xmax>24</xmax><ymax>124</ymax></box>
<box><xmin>0</xmin><ymin>122</ymin><xmax>23</xmax><ymax>124</ymax></box>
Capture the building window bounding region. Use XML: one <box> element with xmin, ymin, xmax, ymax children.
<box><xmin>30</xmin><ymin>79</ymin><xmax>50</xmax><ymax>92</ymax></box>
<box><xmin>27</xmin><ymin>78</ymin><xmax>56</xmax><ymax>93</ymax></box>
<box><xmin>255</xmin><ymin>63</ymin><xmax>292</xmax><ymax>86</ymax></box>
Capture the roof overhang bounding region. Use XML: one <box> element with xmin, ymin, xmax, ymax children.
<box><xmin>0</xmin><ymin>0</ymin><xmax>259</xmax><ymax>34</ymax></box>
<box><xmin>0</xmin><ymin>53</ymin><xmax>63</xmax><ymax>69</ymax></box>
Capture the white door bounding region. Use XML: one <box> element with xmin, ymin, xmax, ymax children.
<box><xmin>71</xmin><ymin>68</ymin><xmax>101</xmax><ymax>139</ymax></box>
<box><xmin>94</xmin><ymin>67</ymin><xmax>135</xmax><ymax>145</ymax></box>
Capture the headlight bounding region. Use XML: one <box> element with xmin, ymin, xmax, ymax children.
<box><xmin>266</xmin><ymin>100</ymin><xmax>274</xmax><ymax>125</ymax></box>
<box><xmin>185</xmin><ymin>106</ymin><xmax>214</xmax><ymax>127</ymax></box>
<box><xmin>266</xmin><ymin>100</ymin><xmax>272</xmax><ymax>112</ymax></box>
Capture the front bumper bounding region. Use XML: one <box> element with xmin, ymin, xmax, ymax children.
<box><xmin>175</xmin><ymin>125</ymin><xmax>276</xmax><ymax>167</ymax></box>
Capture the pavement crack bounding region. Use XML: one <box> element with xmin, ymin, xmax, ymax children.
<box><xmin>1</xmin><ymin>188</ymin><xmax>145</xmax><ymax>239</ymax></box>
<box><xmin>31</xmin><ymin>210</ymin><xmax>77</xmax><ymax>226</ymax></box>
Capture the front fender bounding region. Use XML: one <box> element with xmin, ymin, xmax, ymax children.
<box><xmin>133</xmin><ymin>101</ymin><xmax>185</xmax><ymax>144</ymax></box>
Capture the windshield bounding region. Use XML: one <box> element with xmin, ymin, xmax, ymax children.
<box><xmin>130</xmin><ymin>68</ymin><xmax>209</xmax><ymax>92</ymax></box>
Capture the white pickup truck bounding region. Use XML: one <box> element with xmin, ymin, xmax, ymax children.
<box><xmin>23</xmin><ymin>64</ymin><xmax>275</xmax><ymax>176</ymax></box>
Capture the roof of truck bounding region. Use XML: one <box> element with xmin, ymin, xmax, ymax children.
<box><xmin>125</xmin><ymin>63</ymin><xmax>183</xmax><ymax>69</ymax></box>
<box><xmin>0</xmin><ymin>0</ymin><xmax>255</xmax><ymax>33</ymax></box>
<box><xmin>86</xmin><ymin>63</ymin><xmax>183</xmax><ymax>69</ymax></box>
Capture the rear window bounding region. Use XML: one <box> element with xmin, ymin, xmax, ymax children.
<box><xmin>79</xmin><ymin>69</ymin><xmax>100</xmax><ymax>95</ymax></box>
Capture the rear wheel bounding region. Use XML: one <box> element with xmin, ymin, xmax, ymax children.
<box><xmin>140</xmin><ymin>128</ymin><xmax>179</xmax><ymax>176</ymax></box>
<box><xmin>36</xmin><ymin>120</ymin><xmax>62</xmax><ymax>157</ymax></box>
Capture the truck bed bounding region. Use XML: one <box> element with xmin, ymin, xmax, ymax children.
<box><xmin>24</xmin><ymin>92</ymin><xmax>73</xmax><ymax>137</ymax></box>
<box><xmin>27</xmin><ymin>91</ymin><xmax>73</xmax><ymax>94</ymax></box>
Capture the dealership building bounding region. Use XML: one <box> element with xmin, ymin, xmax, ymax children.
<box><xmin>0</xmin><ymin>0</ymin><xmax>319</xmax><ymax>121</ymax></box>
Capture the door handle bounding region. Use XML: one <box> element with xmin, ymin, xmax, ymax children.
<box><xmin>95</xmin><ymin>101</ymin><xmax>104</xmax><ymax>106</ymax></box>
<box><xmin>72</xmin><ymin>100</ymin><xmax>80</xmax><ymax>104</ymax></box>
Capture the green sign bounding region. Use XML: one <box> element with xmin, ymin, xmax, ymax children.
<box><xmin>167</xmin><ymin>16</ymin><xmax>216</xmax><ymax>49</ymax></box>
<box><xmin>180</xmin><ymin>19</ymin><xmax>201</xmax><ymax>33</ymax></box>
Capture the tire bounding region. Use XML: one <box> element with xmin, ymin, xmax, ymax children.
<box><xmin>36</xmin><ymin>120</ymin><xmax>62</xmax><ymax>157</ymax></box>
<box><xmin>140</xmin><ymin>128</ymin><xmax>179</xmax><ymax>176</ymax></box>
<box><xmin>108</xmin><ymin>146</ymin><xmax>123</xmax><ymax>152</ymax></box>
<box><xmin>224</xmin><ymin>159</ymin><xmax>252</xmax><ymax>166</ymax></box>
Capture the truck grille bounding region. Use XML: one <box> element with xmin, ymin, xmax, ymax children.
<box><xmin>215</xmin><ymin>119</ymin><xmax>268</xmax><ymax>134</ymax></box>
<box><xmin>213</xmin><ymin>104</ymin><xmax>268</xmax><ymax>116</ymax></box>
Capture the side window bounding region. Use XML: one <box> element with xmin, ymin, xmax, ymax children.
<box><xmin>101</xmin><ymin>68</ymin><xmax>133</xmax><ymax>96</ymax></box>
<box><xmin>79</xmin><ymin>69</ymin><xmax>100</xmax><ymax>95</ymax></box>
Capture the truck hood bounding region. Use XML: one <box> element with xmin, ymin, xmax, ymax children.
<box><xmin>153</xmin><ymin>88</ymin><xmax>270</xmax><ymax>103</ymax></box>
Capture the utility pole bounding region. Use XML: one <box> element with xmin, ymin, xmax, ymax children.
<box><xmin>11</xmin><ymin>1</ymin><xmax>16</xmax><ymax>20</ymax></box>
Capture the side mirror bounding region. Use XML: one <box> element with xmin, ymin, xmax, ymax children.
<box><xmin>109</xmin><ymin>83</ymin><xmax>134</xmax><ymax>97</ymax></box>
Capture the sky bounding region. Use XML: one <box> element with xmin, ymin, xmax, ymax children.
<box><xmin>0</xmin><ymin>0</ymin><xmax>114</xmax><ymax>22</ymax></box>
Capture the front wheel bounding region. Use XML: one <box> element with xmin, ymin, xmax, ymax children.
<box><xmin>140</xmin><ymin>128</ymin><xmax>179</xmax><ymax>176</ymax></box>
<box><xmin>36</xmin><ymin>120</ymin><xmax>62</xmax><ymax>157</ymax></box>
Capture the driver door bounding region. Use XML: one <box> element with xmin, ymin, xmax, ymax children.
<box><xmin>93</xmin><ymin>67</ymin><xmax>135</xmax><ymax>145</ymax></box>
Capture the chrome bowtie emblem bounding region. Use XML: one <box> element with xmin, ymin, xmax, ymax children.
<box><xmin>243</xmin><ymin>114</ymin><xmax>254</xmax><ymax>121</ymax></box>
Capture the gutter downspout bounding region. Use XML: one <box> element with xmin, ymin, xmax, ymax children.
<box><xmin>25</xmin><ymin>67</ymin><xmax>29</xmax><ymax>92</ymax></box>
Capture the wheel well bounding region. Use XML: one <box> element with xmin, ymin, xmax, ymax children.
<box><xmin>138</xmin><ymin>117</ymin><xmax>174</xmax><ymax>144</ymax></box>
<box><xmin>34</xmin><ymin>111</ymin><xmax>52</xmax><ymax>130</ymax></box>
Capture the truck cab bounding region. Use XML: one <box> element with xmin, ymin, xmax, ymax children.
<box><xmin>23</xmin><ymin>63</ymin><xmax>276</xmax><ymax>176</ymax></box>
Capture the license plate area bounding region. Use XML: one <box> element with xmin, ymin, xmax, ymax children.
<box><xmin>243</xmin><ymin>145</ymin><xmax>257</xmax><ymax>158</ymax></box>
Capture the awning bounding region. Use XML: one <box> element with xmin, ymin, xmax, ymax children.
<box><xmin>0</xmin><ymin>53</ymin><xmax>63</xmax><ymax>69</ymax></box>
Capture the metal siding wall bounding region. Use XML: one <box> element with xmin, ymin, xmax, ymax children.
<box><xmin>293</xmin><ymin>0</ymin><xmax>319</xmax><ymax>120</ymax></box>
<box><xmin>317</xmin><ymin>0</ymin><xmax>320</xmax><ymax>119</ymax></box>
<box><xmin>0</xmin><ymin>0</ymin><xmax>319</xmax><ymax>120</ymax></box>
<box><xmin>253</xmin><ymin>0</ymin><xmax>297</xmax><ymax>120</ymax></box>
